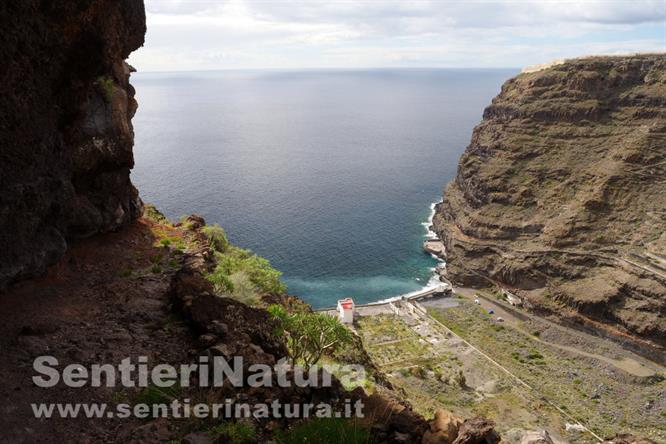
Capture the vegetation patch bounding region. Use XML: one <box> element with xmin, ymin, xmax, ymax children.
<box><xmin>274</xmin><ymin>418</ymin><xmax>370</xmax><ymax>444</ymax></box>
<box><xmin>206</xmin><ymin>245</ymin><xmax>286</xmax><ymax>303</ymax></box>
<box><xmin>427</xmin><ymin>299</ymin><xmax>666</xmax><ymax>440</ymax></box>
<box><xmin>134</xmin><ymin>383</ymin><xmax>180</xmax><ymax>407</ymax></box>
<box><xmin>208</xmin><ymin>421</ymin><xmax>256</xmax><ymax>444</ymax></box>
<box><xmin>268</xmin><ymin>304</ymin><xmax>352</xmax><ymax>370</ymax></box>
<box><xmin>202</xmin><ymin>224</ymin><xmax>229</xmax><ymax>252</ymax></box>
<box><xmin>96</xmin><ymin>75</ymin><xmax>116</xmax><ymax>103</ymax></box>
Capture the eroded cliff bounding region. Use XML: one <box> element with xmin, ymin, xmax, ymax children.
<box><xmin>0</xmin><ymin>0</ymin><xmax>146</xmax><ymax>287</ymax></box>
<box><xmin>434</xmin><ymin>54</ymin><xmax>666</xmax><ymax>351</ymax></box>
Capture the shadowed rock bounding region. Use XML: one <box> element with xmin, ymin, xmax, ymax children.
<box><xmin>0</xmin><ymin>0</ymin><xmax>146</xmax><ymax>288</ymax></box>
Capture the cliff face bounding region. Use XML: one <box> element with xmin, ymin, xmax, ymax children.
<box><xmin>0</xmin><ymin>0</ymin><xmax>146</xmax><ymax>288</ymax></box>
<box><xmin>434</xmin><ymin>55</ymin><xmax>666</xmax><ymax>348</ymax></box>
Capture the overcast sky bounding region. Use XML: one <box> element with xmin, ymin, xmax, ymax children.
<box><xmin>128</xmin><ymin>0</ymin><xmax>666</xmax><ymax>71</ymax></box>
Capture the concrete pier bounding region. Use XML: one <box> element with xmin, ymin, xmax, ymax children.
<box><xmin>316</xmin><ymin>282</ymin><xmax>452</xmax><ymax>316</ymax></box>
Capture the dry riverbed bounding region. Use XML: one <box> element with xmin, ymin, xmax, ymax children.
<box><xmin>354</xmin><ymin>292</ymin><xmax>666</xmax><ymax>443</ymax></box>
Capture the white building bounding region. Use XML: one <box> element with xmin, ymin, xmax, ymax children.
<box><xmin>337</xmin><ymin>298</ymin><xmax>355</xmax><ymax>324</ymax></box>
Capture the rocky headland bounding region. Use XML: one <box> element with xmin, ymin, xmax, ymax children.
<box><xmin>433</xmin><ymin>54</ymin><xmax>666</xmax><ymax>357</ymax></box>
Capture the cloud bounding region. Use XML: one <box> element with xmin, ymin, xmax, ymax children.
<box><xmin>128</xmin><ymin>0</ymin><xmax>666</xmax><ymax>70</ymax></box>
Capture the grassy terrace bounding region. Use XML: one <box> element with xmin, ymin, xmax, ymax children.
<box><xmin>427</xmin><ymin>299</ymin><xmax>666</xmax><ymax>441</ymax></box>
<box><xmin>356</xmin><ymin>313</ymin><xmax>573</xmax><ymax>440</ymax></box>
<box><xmin>356</xmin><ymin>298</ymin><xmax>666</xmax><ymax>443</ymax></box>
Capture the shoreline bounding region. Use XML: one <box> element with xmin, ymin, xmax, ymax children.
<box><xmin>299</xmin><ymin>200</ymin><xmax>448</xmax><ymax>309</ymax></box>
<box><xmin>423</xmin><ymin>199</ymin><xmax>445</xmax><ymax>284</ymax></box>
<box><xmin>373</xmin><ymin>200</ymin><xmax>446</xmax><ymax>306</ymax></box>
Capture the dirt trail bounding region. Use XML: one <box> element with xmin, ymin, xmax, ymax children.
<box><xmin>0</xmin><ymin>219</ymin><xmax>195</xmax><ymax>443</ymax></box>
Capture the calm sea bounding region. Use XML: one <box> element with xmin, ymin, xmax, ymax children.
<box><xmin>131</xmin><ymin>68</ymin><xmax>515</xmax><ymax>308</ymax></box>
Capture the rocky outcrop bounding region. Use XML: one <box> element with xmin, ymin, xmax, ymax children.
<box><xmin>452</xmin><ymin>417</ymin><xmax>500</xmax><ymax>444</ymax></box>
<box><xmin>421</xmin><ymin>410</ymin><xmax>501</xmax><ymax>444</ymax></box>
<box><xmin>0</xmin><ymin>0</ymin><xmax>146</xmax><ymax>288</ymax></box>
<box><xmin>520</xmin><ymin>430</ymin><xmax>554</xmax><ymax>444</ymax></box>
<box><xmin>422</xmin><ymin>409</ymin><xmax>463</xmax><ymax>444</ymax></box>
<box><xmin>168</xmin><ymin>221</ymin><xmax>431</xmax><ymax>443</ymax></box>
<box><xmin>434</xmin><ymin>55</ymin><xmax>666</xmax><ymax>350</ymax></box>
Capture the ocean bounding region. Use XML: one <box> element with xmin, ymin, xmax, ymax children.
<box><xmin>131</xmin><ymin>68</ymin><xmax>515</xmax><ymax>308</ymax></box>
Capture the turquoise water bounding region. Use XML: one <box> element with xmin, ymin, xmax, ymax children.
<box><xmin>131</xmin><ymin>69</ymin><xmax>515</xmax><ymax>308</ymax></box>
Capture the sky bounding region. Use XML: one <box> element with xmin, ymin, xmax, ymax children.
<box><xmin>128</xmin><ymin>0</ymin><xmax>666</xmax><ymax>71</ymax></box>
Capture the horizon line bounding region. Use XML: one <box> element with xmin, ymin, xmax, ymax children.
<box><xmin>130</xmin><ymin>66</ymin><xmax>522</xmax><ymax>74</ymax></box>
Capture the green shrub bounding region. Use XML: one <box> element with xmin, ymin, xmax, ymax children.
<box><xmin>452</xmin><ymin>369</ymin><xmax>466</xmax><ymax>388</ymax></box>
<box><xmin>157</xmin><ymin>236</ymin><xmax>185</xmax><ymax>250</ymax></box>
<box><xmin>239</xmin><ymin>253</ymin><xmax>285</xmax><ymax>294</ymax></box>
<box><xmin>207</xmin><ymin>268</ymin><xmax>235</xmax><ymax>293</ymax></box>
<box><xmin>409</xmin><ymin>366</ymin><xmax>427</xmax><ymax>379</ymax></box>
<box><xmin>134</xmin><ymin>384</ymin><xmax>179</xmax><ymax>406</ymax></box>
<box><xmin>203</xmin><ymin>224</ymin><xmax>229</xmax><ymax>253</ymax></box>
<box><xmin>268</xmin><ymin>305</ymin><xmax>352</xmax><ymax>371</ymax></box>
<box><xmin>111</xmin><ymin>390</ymin><xmax>128</xmax><ymax>404</ymax></box>
<box><xmin>208</xmin><ymin>421</ymin><xmax>256</xmax><ymax>444</ymax></box>
<box><xmin>174</xmin><ymin>239</ymin><xmax>186</xmax><ymax>251</ymax></box>
<box><xmin>275</xmin><ymin>418</ymin><xmax>369</xmax><ymax>444</ymax></box>
<box><xmin>143</xmin><ymin>204</ymin><xmax>170</xmax><ymax>224</ymax></box>
<box><xmin>96</xmin><ymin>75</ymin><xmax>116</xmax><ymax>103</ymax></box>
<box><xmin>206</xmin><ymin>247</ymin><xmax>285</xmax><ymax>296</ymax></box>
<box><xmin>229</xmin><ymin>271</ymin><xmax>260</xmax><ymax>306</ymax></box>
<box><xmin>526</xmin><ymin>350</ymin><xmax>544</xmax><ymax>360</ymax></box>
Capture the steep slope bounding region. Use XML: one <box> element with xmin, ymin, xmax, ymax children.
<box><xmin>434</xmin><ymin>55</ymin><xmax>666</xmax><ymax>352</ymax></box>
<box><xmin>0</xmin><ymin>0</ymin><xmax>146</xmax><ymax>288</ymax></box>
<box><xmin>0</xmin><ymin>3</ymin><xmax>492</xmax><ymax>443</ymax></box>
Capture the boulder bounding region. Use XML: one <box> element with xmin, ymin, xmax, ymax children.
<box><xmin>520</xmin><ymin>430</ymin><xmax>554</xmax><ymax>444</ymax></box>
<box><xmin>452</xmin><ymin>417</ymin><xmax>500</xmax><ymax>444</ymax></box>
<box><xmin>184</xmin><ymin>214</ymin><xmax>206</xmax><ymax>230</ymax></box>
<box><xmin>182</xmin><ymin>431</ymin><xmax>214</xmax><ymax>444</ymax></box>
<box><xmin>422</xmin><ymin>409</ymin><xmax>463</xmax><ymax>444</ymax></box>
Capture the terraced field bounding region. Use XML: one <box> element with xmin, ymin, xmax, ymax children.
<box><xmin>355</xmin><ymin>295</ymin><xmax>666</xmax><ymax>443</ymax></box>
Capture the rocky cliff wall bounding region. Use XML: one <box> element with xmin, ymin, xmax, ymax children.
<box><xmin>434</xmin><ymin>55</ymin><xmax>666</xmax><ymax>348</ymax></box>
<box><xmin>0</xmin><ymin>0</ymin><xmax>146</xmax><ymax>288</ymax></box>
